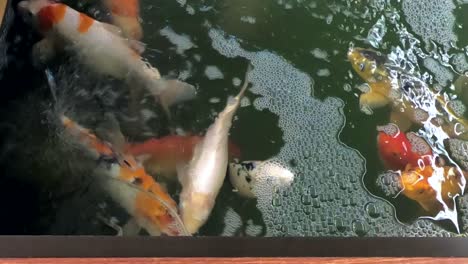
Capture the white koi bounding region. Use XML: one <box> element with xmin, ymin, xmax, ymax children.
<box><xmin>177</xmin><ymin>64</ymin><xmax>251</xmax><ymax>234</ymax></box>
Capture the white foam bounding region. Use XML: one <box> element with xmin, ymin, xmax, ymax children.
<box><xmin>204</xmin><ymin>65</ymin><xmax>224</xmax><ymax>80</ymax></box>
<box><xmin>159</xmin><ymin>26</ymin><xmax>196</xmax><ymax>55</ymax></box>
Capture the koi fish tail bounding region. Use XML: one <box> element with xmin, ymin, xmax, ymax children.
<box><xmin>359</xmin><ymin>91</ymin><xmax>390</xmax><ymax>110</ymax></box>
<box><xmin>139</xmin><ymin>65</ymin><xmax>196</xmax><ymax>119</ymax></box>
<box><xmin>223</xmin><ymin>63</ymin><xmax>252</xmax><ymax>117</ymax></box>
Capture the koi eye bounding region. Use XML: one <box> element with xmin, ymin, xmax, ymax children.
<box><xmin>403</xmin><ymin>82</ymin><xmax>411</xmax><ymax>92</ymax></box>
<box><xmin>124</xmin><ymin>160</ymin><xmax>132</xmax><ymax>168</ymax></box>
<box><xmin>97</xmin><ymin>155</ymin><xmax>118</xmax><ymax>168</ymax></box>
<box><xmin>359</xmin><ymin>63</ymin><xmax>365</xmax><ymax>72</ymax></box>
<box><xmin>131</xmin><ymin>177</ymin><xmax>143</xmax><ymax>185</ymax></box>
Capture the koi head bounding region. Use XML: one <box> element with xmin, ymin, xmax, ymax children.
<box><xmin>348</xmin><ymin>47</ymin><xmax>388</xmax><ymax>83</ymax></box>
<box><xmin>377</xmin><ymin>124</ymin><xmax>413</xmax><ymax>170</ymax></box>
<box><xmin>400</xmin><ymin>165</ymin><xmax>464</xmax><ymax>213</ymax></box>
<box><xmin>18</xmin><ymin>0</ymin><xmax>66</xmax><ymax>33</ymax></box>
<box><xmin>400</xmin><ymin>166</ymin><xmax>437</xmax><ymax>212</ymax></box>
<box><xmin>377</xmin><ymin>124</ymin><xmax>433</xmax><ymax>171</ymax></box>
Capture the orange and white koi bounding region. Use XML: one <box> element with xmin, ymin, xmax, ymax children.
<box><xmin>103</xmin><ymin>0</ymin><xmax>142</xmax><ymax>40</ymax></box>
<box><xmin>18</xmin><ymin>0</ymin><xmax>195</xmax><ymax>117</ymax></box>
<box><xmin>60</xmin><ymin>115</ymin><xmax>189</xmax><ymax>236</ymax></box>
<box><xmin>177</xmin><ymin>65</ymin><xmax>251</xmax><ymax>234</ymax></box>
<box><xmin>399</xmin><ymin>164</ymin><xmax>465</xmax><ymax>215</ymax></box>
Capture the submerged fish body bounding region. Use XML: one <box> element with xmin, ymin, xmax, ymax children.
<box><xmin>349</xmin><ymin>47</ymin><xmax>468</xmax><ymax>139</ymax></box>
<box><xmin>19</xmin><ymin>0</ymin><xmax>196</xmax><ymax>117</ymax></box>
<box><xmin>60</xmin><ymin>115</ymin><xmax>187</xmax><ymax>236</ymax></box>
<box><xmin>400</xmin><ymin>165</ymin><xmax>465</xmax><ymax>214</ymax></box>
<box><xmin>228</xmin><ymin>160</ymin><xmax>294</xmax><ymax>199</ymax></box>
<box><xmin>377</xmin><ymin>123</ymin><xmax>432</xmax><ymax>171</ymax></box>
<box><xmin>103</xmin><ymin>0</ymin><xmax>142</xmax><ymax>40</ymax></box>
<box><xmin>347</xmin><ymin>47</ymin><xmax>393</xmax><ymax>110</ymax></box>
<box><xmin>177</xmin><ymin>65</ymin><xmax>251</xmax><ymax>234</ymax></box>
<box><xmin>126</xmin><ymin>135</ymin><xmax>242</xmax><ymax>179</ymax></box>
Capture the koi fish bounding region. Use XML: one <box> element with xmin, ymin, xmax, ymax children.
<box><xmin>126</xmin><ymin>135</ymin><xmax>242</xmax><ymax>179</ymax></box>
<box><xmin>377</xmin><ymin>123</ymin><xmax>432</xmax><ymax>171</ymax></box>
<box><xmin>349</xmin><ymin>47</ymin><xmax>468</xmax><ymax>139</ymax></box>
<box><xmin>18</xmin><ymin>0</ymin><xmax>195</xmax><ymax>118</ymax></box>
<box><xmin>228</xmin><ymin>160</ymin><xmax>294</xmax><ymax>198</ymax></box>
<box><xmin>60</xmin><ymin>114</ymin><xmax>188</xmax><ymax>236</ymax></box>
<box><xmin>103</xmin><ymin>0</ymin><xmax>142</xmax><ymax>40</ymax></box>
<box><xmin>400</xmin><ymin>164</ymin><xmax>465</xmax><ymax>214</ymax></box>
<box><xmin>177</xmin><ymin>64</ymin><xmax>251</xmax><ymax>234</ymax></box>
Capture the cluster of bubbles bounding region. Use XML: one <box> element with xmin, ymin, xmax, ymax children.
<box><xmin>402</xmin><ymin>0</ymin><xmax>457</xmax><ymax>48</ymax></box>
<box><xmin>209</xmin><ymin>28</ymin><xmax>458</xmax><ymax>237</ymax></box>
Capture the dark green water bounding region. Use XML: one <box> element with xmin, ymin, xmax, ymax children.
<box><xmin>2</xmin><ymin>0</ymin><xmax>468</xmax><ymax>236</ymax></box>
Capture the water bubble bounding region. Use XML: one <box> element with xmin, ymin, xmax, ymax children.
<box><xmin>365</xmin><ymin>203</ymin><xmax>381</xmax><ymax>218</ymax></box>
<box><xmin>352</xmin><ymin>220</ymin><xmax>369</xmax><ymax>237</ymax></box>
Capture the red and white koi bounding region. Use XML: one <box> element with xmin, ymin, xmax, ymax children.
<box><xmin>18</xmin><ymin>0</ymin><xmax>195</xmax><ymax>117</ymax></box>
<box><xmin>177</xmin><ymin>65</ymin><xmax>251</xmax><ymax>234</ymax></box>
<box><xmin>102</xmin><ymin>0</ymin><xmax>142</xmax><ymax>40</ymax></box>
<box><xmin>60</xmin><ymin>115</ymin><xmax>189</xmax><ymax>236</ymax></box>
<box><xmin>126</xmin><ymin>134</ymin><xmax>242</xmax><ymax>179</ymax></box>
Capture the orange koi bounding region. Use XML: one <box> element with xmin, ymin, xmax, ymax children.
<box><xmin>103</xmin><ymin>0</ymin><xmax>143</xmax><ymax>40</ymax></box>
<box><xmin>60</xmin><ymin>115</ymin><xmax>188</xmax><ymax>236</ymax></box>
<box><xmin>126</xmin><ymin>135</ymin><xmax>242</xmax><ymax>178</ymax></box>
<box><xmin>377</xmin><ymin>124</ymin><xmax>433</xmax><ymax>171</ymax></box>
<box><xmin>400</xmin><ymin>164</ymin><xmax>465</xmax><ymax>214</ymax></box>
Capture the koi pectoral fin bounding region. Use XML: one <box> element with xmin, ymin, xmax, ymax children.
<box><xmin>390</xmin><ymin>109</ymin><xmax>412</xmax><ymax>132</ymax></box>
<box><xmin>122</xmin><ymin>218</ymin><xmax>141</xmax><ymax>236</ymax></box>
<box><xmin>97</xmin><ymin>214</ymin><xmax>123</xmax><ymax>236</ymax></box>
<box><xmin>113</xmin><ymin>15</ymin><xmax>143</xmax><ymax>41</ymax></box>
<box><xmin>359</xmin><ymin>92</ymin><xmax>390</xmax><ymax>110</ymax></box>
<box><xmin>153</xmin><ymin>79</ymin><xmax>197</xmax><ymax>118</ymax></box>
<box><xmin>32</xmin><ymin>38</ymin><xmax>56</xmax><ymax>68</ymax></box>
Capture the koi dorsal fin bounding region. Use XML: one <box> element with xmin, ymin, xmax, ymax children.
<box><xmin>101</xmin><ymin>22</ymin><xmax>146</xmax><ymax>54</ymax></box>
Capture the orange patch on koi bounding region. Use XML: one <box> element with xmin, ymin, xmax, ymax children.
<box><xmin>78</xmin><ymin>13</ymin><xmax>94</xmax><ymax>33</ymax></box>
<box><xmin>107</xmin><ymin>0</ymin><xmax>139</xmax><ymax>17</ymax></box>
<box><xmin>37</xmin><ymin>3</ymin><xmax>67</xmax><ymax>32</ymax></box>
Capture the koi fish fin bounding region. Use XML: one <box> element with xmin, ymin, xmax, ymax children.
<box><xmin>32</xmin><ymin>38</ymin><xmax>56</xmax><ymax>68</ymax></box>
<box><xmin>101</xmin><ymin>23</ymin><xmax>145</xmax><ymax>53</ymax></box>
<box><xmin>112</xmin><ymin>15</ymin><xmax>143</xmax><ymax>41</ymax></box>
<box><xmin>359</xmin><ymin>91</ymin><xmax>389</xmax><ymax>110</ymax></box>
<box><xmin>152</xmin><ymin>79</ymin><xmax>197</xmax><ymax>118</ymax></box>
<box><xmin>122</xmin><ymin>218</ymin><xmax>141</xmax><ymax>236</ymax></box>
<box><xmin>176</xmin><ymin>162</ymin><xmax>189</xmax><ymax>187</ymax></box>
<box><xmin>102</xmin><ymin>22</ymin><xmax>123</xmax><ymax>36</ymax></box>
<box><xmin>97</xmin><ymin>214</ymin><xmax>124</xmax><ymax>236</ymax></box>
<box><xmin>390</xmin><ymin>109</ymin><xmax>412</xmax><ymax>132</ymax></box>
<box><xmin>454</xmin><ymin>74</ymin><xmax>468</xmax><ymax>108</ymax></box>
<box><xmin>419</xmin><ymin>200</ymin><xmax>442</xmax><ymax>215</ymax></box>
<box><xmin>128</xmin><ymin>39</ymin><xmax>146</xmax><ymax>54</ymax></box>
<box><xmin>95</xmin><ymin>112</ymin><xmax>126</xmax><ymax>152</ymax></box>
<box><xmin>454</xmin><ymin>74</ymin><xmax>468</xmax><ymax>95</ymax></box>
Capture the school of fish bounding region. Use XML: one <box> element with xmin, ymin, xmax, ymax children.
<box><xmin>13</xmin><ymin>0</ymin><xmax>285</xmax><ymax>236</ymax></box>
<box><xmin>348</xmin><ymin>47</ymin><xmax>468</xmax><ymax>228</ymax></box>
<box><xmin>17</xmin><ymin>0</ymin><xmax>468</xmax><ymax>235</ymax></box>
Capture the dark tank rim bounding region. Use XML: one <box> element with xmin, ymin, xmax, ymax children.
<box><xmin>0</xmin><ymin>237</ymin><xmax>467</xmax><ymax>257</ymax></box>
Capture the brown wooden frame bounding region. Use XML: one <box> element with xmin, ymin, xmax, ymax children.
<box><xmin>0</xmin><ymin>237</ymin><xmax>467</xmax><ymax>258</ymax></box>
